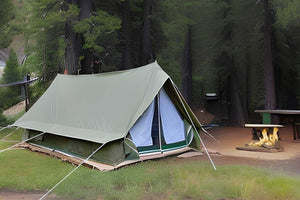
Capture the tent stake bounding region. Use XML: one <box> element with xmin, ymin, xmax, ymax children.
<box><xmin>0</xmin><ymin>131</ymin><xmax>46</xmax><ymax>154</ymax></box>
<box><xmin>39</xmin><ymin>143</ymin><xmax>106</xmax><ymax>200</ymax></box>
<box><xmin>171</xmin><ymin>80</ymin><xmax>217</xmax><ymax>170</ymax></box>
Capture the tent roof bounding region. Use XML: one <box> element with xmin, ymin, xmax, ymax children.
<box><xmin>14</xmin><ymin>62</ymin><xmax>172</xmax><ymax>143</ymax></box>
<box><xmin>14</xmin><ymin>61</ymin><xmax>202</xmax><ymax>144</ymax></box>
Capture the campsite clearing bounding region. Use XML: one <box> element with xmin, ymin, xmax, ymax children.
<box><xmin>203</xmin><ymin>126</ymin><xmax>300</xmax><ymax>161</ymax></box>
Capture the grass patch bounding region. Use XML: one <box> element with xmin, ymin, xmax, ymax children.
<box><xmin>0</xmin><ymin>149</ymin><xmax>74</xmax><ymax>190</ymax></box>
<box><xmin>0</xmin><ymin>152</ymin><xmax>300</xmax><ymax>200</ymax></box>
<box><xmin>0</xmin><ymin>127</ymin><xmax>17</xmax><ymax>140</ymax></box>
<box><xmin>0</xmin><ymin>141</ymin><xmax>16</xmax><ymax>150</ymax></box>
<box><xmin>3</xmin><ymin>128</ymin><xmax>23</xmax><ymax>141</ymax></box>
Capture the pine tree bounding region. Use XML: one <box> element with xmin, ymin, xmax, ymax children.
<box><xmin>2</xmin><ymin>49</ymin><xmax>20</xmax><ymax>84</ymax></box>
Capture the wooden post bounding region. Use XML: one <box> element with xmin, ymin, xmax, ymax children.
<box><xmin>25</xmin><ymin>74</ymin><xmax>30</xmax><ymax>112</ymax></box>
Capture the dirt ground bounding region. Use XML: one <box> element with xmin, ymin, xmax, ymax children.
<box><xmin>0</xmin><ymin>126</ymin><xmax>299</xmax><ymax>199</ymax></box>
<box><xmin>200</xmin><ymin>126</ymin><xmax>300</xmax><ymax>175</ymax></box>
<box><xmin>2</xmin><ymin>101</ymin><xmax>25</xmax><ymax>117</ymax></box>
<box><xmin>0</xmin><ymin>189</ymin><xmax>57</xmax><ymax>200</ymax></box>
<box><xmin>203</xmin><ymin>126</ymin><xmax>300</xmax><ymax>160</ymax></box>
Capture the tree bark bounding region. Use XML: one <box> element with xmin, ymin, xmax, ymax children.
<box><xmin>142</xmin><ymin>0</ymin><xmax>155</xmax><ymax>65</ymax></box>
<box><xmin>64</xmin><ymin>0</ymin><xmax>80</xmax><ymax>75</ymax></box>
<box><xmin>263</xmin><ymin>0</ymin><xmax>278</xmax><ymax>123</ymax></box>
<box><xmin>222</xmin><ymin>0</ymin><xmax>246</xmax><ymax>125</ymax></box>
<box><xmin>121</xmin><ymin>0</ymin><xmax>133</xmax><ymax>69</ymax></box>
<box><xmin>65</xmin><ymin>22</ymin><xmax>79</xmax><ymax>75</ymax></box>
<box><xmin>229</xmin><ymin>69</ymin><xmax>246</xmax><ymax>126</ymax></box>
<box><xmin>263</xmin><ymin>0</ymin><xmax>277</xmax><ymax>110</ymax></box>
<box><xmin>79</xmin><ymin>0</ymin><xmax>93</xmax><ymax>74</ymax></box>
<box><xmin>181</xmin><ymin>26</ymin><xmax>192</xmax><ymax>105</ymax></box>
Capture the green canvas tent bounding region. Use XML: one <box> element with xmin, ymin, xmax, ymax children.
<box><xmin>13</xmin><ymin>61</ymin><xmax>207</xmax><ymax>169</ymax></box>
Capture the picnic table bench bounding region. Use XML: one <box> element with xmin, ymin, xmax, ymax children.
<box><xmin>244</xmin><ymin>124</ymin><xmax>283</xmax><ymax>140</ymax></box>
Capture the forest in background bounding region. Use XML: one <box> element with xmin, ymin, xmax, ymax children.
<box><xmin>0</xmin><ymin>0</ymin><xmax>300</xmax><ymax>125</ymax></box>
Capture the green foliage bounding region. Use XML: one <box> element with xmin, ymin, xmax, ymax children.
<box><xmin>0</xmin><ymin>87</ymin><xmax>21</xmax><ymax>111</ymax></box>
<box><xmin>229</xmin><ymin>0</ymin><xmax>265</xmax><ymax>112</ymax></box>
<box><xmin>0</xmin><ymin>0</ymin><xmax>15</xmax><ymax>49</ymax></box>
<box><xmin>0</xmin><ymin>0</ymin><xmax>14</xmax><ymax>27</ymax></box>
<box><xmin>0</xmin><ymin>112</ymin><xmax>7</xmax><ymax>127</ymax></box>
<box><xmin>5</xmin><ymin>110</ymin><xmax>25</xmax><ymax>126</ymax></box>
<box><xmin>273</xmin><ymin>0</ymin><xmax>300</xmax><ymax>29</ymax></box>
<box><xmin>2</xmin><ymin>49</ymin><xmax>21</xmax><ymax>84</ymax></box>
<box><xmin>273</xmin><ymin>0</ymin><xmax>300</xmax><ymax>108</ymax></box>
<box><xmin>28</xmin><ymin>81</ymin><xmax>50</xmax><ymax>106</ymax></box>
<box><xmin>0</xmin><ymin>49</ymin><xmax>22</xmax><ymax>113</ymax></box>
<box><xmin>73</xmin><ymin>11</ymin><xmax>121</xmax><ymax>54</ymax></box>
<box><xmin>154</xmin><ymin>0</ymin><xmax>228</xmax><ymax>98</ymax></box>
<box><xmin>3</xmin><ymin>0</ymin><xmax>300</xmax><ymax>117</ymax></box>
<box><xmin>24</xmin><ymin>0</ymin><xmax>79</xmax><ymax>81</ymax></box>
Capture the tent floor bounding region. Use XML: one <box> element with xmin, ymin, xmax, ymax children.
<box><xmin>17</xmin><ymin>143</ymin><xmax>195</xmax><ymax>171</ymax></box>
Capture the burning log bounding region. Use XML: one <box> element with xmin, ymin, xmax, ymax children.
<box><xmin>236</xmin><ymin>127</ymin><xmax>284</xmax><ymax>152</ymax></box>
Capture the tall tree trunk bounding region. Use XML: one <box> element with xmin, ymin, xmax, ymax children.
<box><xmin>263</xmin><ymin>0</ymin><xmax>276</xmax><ymax>109</ymax></box>
<box><xmin>65</xmin><ymin>22</ymin><xmax>79</xmax><ymax>75</ymax></box>
<box><xmin>120</xmin><ymin>0</ymin><xmax>133</xmax><ymax>69</ymax></box>
<box><xmin>223</xmin><ymin>0</ymin><xmax>245</xmax><ymax>125</ymax></box>
<box><xmin>229</xmin><ymin>69</ymin><xmax>246</xmax><ymax>126</ymax></box>
<box><xmin>181</xmin><ymin>26</ymin><xmax>192</xmax><ymax>105</ymax></box>
<box><xmin>142</xmin><ymin>0</ymin><xmax>155</xmax><ymax>65</ymax></box>
<box><xmin>263</xmin><ymin>0</ymin><xmax>278</xmax><ymax>123</ymax></box>
<box><xmin>245</xmin><ymin>49</ymin><xmax>250</xmax><ymax>122</ymax></box>
<box><xmin>79</xmin><ymin>0</ymin><xmax>93</xmax><ymax>74</ymax></box>
<box><xmin>64</xmin><ymin>0</ymin><xmax>80</xmax><ymax>75</ymax></box>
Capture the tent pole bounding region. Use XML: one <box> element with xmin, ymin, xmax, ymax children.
<box><xmin>157</xmin><ymin>95</ymin><xmax>162</xmax><ymax>153</ymax></box>
<box><xmin>39</xmin><ymin>143</ymin><xmax>106</xmax><ymax>200</ymax></box>
<box><xmin>172</xmin><ymin>84</ymin><xmax>217</xmax><ymax>142</ymax></box>
<box><xmin>170</xmin><ymin>80</ymin><xmax>217</xmax><ymax>170</ymax></box>
<box><xmin>0</xmin><ymin>131</ymin><xmax>46</xmax><ymax>154</ymax></box>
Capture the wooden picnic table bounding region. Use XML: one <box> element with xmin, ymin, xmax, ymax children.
<box><xmin>255</xmin><ymin>110</ymin><xmax>300</xmax><ymax>140</ymax></box>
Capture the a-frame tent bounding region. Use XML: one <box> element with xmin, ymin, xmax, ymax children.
<box><xmin>13</xmin><ymin>61</ymin><xmax>211</xmax><ymax>170</ymax></box>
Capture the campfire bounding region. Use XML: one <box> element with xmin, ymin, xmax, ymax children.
<box><xmin>248</xmin><ymin>127</ymin><xmax>279</xmax><ymax>147</ymax></box>
<box><xmin>236</xmin><ymin>127</ymin><xmax>284</xmax><ymax>152</ymax></box>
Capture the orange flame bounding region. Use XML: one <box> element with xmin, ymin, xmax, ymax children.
<box><xmin>249</xmin><ymin>127</ymin><xmax>279</xmax><ymax>147</ymax></box>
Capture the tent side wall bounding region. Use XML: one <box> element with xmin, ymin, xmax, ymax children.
<box><xmin>128</xmin><ymin>81</ymin><xmax>202</xmax><ymax>154</ymax></box>
<box><xmin>23</xmin><ymin>130</ymin><xmax>139</xmax><ymax>166</ymax></box>
<box><xmin>162</xmin><ymin>80</ymin><xmax>202</xmax><ymax>150</ymax></box>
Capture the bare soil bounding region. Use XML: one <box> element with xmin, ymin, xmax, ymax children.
<box><xmin>199</xmin><ymin>126</ymin><xmax>300</xmax><ymax>175</ymax></box>
<box><xmin>0</xmin><ymin>189</ymin><xmax>57</xmax><ymax>200</ymax></box>
<box><xmin>2</xmin><ymin>101</ymin><xmax>25</xmax><ymax>117</ymax></box>
<box><xmin>191</xmin><ymin>105</ymin><xmax>215</xmax><ymax>124</ymax></box>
